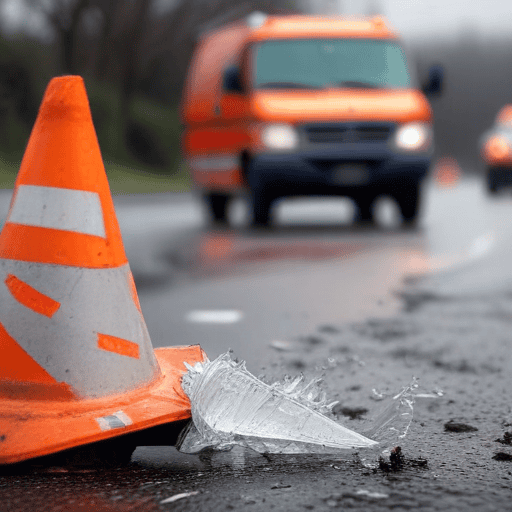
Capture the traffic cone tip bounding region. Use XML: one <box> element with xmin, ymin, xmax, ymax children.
<box><xmin>39</xmin><ymin>75</ymin><xmax>91</xmax><ymax>121</ymax></box>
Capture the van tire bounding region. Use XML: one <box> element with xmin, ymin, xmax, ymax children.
<box><xmin>487</xmin><ymin>169</ymin><xmax>499</xmax><ymax>194</ymax></box>
<box><xmin>252</xmin><ymin>189</ymin><xmax>272</xmax><ymax>227</ymax></box>
<box><xmin>395</xmin><ymin>181</ymin><xmax>420</xmax><ymax>226</ymax></box>
<box><xmin>204</xmin><ymin>193</ymin><xmax>230</xmax><ymax>224</ymax></box>
<box><xmin>354</xmin><ymin>193</ymin><xmax>375</xmax><ymax>224</ymax></box>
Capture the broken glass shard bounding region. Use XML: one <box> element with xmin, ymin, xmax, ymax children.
<box><xmin>178</xmin><ymin>352</ymin><xmax>379</xmax><ymax>454</ymax></box>
<box><xmin>177</xmin><ymin>352</ymin><xmax>423</xmax><ymax>455</ymax></box>
<box><xmin>361</xmin><ymin>379</ymin><xmax>418</xmax><ymax>447</ymax></box>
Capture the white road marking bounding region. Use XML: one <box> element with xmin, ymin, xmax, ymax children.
<box><xmin>425</xmin><ymin>230</ymin><xmax>496</xmax><ymax>274</ymax></box>
<box><xmin>468</xmin><ymin>231</ymin><xmax>495</xmax><ymax>260</ymax></box>
<box><xmin>160</xmin><ymin>491</ymin><xmax>199</xmax><ymax>504</ymax></box>
<box><xmin>186</xmin><ymin>310</ymin><xmax>243</xmax><ymax>324</ymax></box>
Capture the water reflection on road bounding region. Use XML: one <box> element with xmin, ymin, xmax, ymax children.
<box><xmin>172</xmin><ymin>175</ymin><xmax>512</xmax><ymax>291</ymax></box>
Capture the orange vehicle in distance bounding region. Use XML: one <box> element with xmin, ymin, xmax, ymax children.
<box><xmin>181</xmin><ymin>12</ymin><xmax>443</xmax><ymax>227</ymax></box>
<box><xmin>480</xmin><ymin>105</ymin><xmax>512</xmax><ymax>194</ymax></box>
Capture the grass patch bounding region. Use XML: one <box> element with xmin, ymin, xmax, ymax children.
<box><xmin>0</xmin><ymin>158</ymin><xmax>18</xmax><ymax>189</ymax></box>
<box><xmin>0</xmin><ymin>158</ymin><xmax>192</xmax><ymax>194</ymax></box>
<box><xmin>105</xmin><ymin>162</ymin><xmax>192</xmax><ymax>194</ymax></box>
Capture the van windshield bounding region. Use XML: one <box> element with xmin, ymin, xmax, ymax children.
<box><xmin>254</xmin><ymin>39</ymin><xmax>411</xmax><ymax>90</ymax></box>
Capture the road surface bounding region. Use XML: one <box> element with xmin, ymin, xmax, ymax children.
<box><xmin>2</xmin><ymin>175</ymin><xmax>512</xmax><ymax>511</ymax></box>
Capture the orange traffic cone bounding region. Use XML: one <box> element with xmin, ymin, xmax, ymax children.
<box><xmin>433</xmin><ymin>156</ymin><xmax>461</xmax><ymax>188</ymax></box>
<box><xmin>0</xmin><ymin>76</ymin><xmax>205</xmax><ymax>464</ymax></box>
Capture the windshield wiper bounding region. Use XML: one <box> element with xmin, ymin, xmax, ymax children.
<box><xmin>257</xmin><ymin>81</ymin><xmax>324</xmax><ymax>90</ymax></box>
<box><xmin>332</xmin><ymin>81</ymin><xmax>383</xmax><ymax>89</ymax></box>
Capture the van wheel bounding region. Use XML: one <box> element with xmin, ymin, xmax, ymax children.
<box><xmin>252</xmin><ymin>189</ymin><xmax>272</xmax><ymax>227</ymax></box>
<box><xmin>354</xmin><ymin>193</ymin><xmax>375</xmax><ymax>225</ymax></box>
<box><xmin>204</xmin><ymin>193</ymin><xmax>230</xmax><ymax>224</ymax></box>
<box><xmin>395</xmin><ymin>182</ymin><xmax>420</xmax><ymax>226</ymax></box>
<box><xmin>487</xmin><ymin>170</ymin><xmax>499</xmax><ymax>194</ymax></box>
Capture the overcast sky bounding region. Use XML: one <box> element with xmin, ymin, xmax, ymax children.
<box><xmin>334</xmin><ymin>0</ymin><xmax>512</xmax><ymax>41</ymax></box>
<box><xmin>2</xmin><ymin>0</ymin><xmax>512</xmax><ymax>43</ymax></box>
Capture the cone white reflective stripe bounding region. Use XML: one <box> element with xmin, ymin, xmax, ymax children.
<box><xmin>7</xmin><ymin>185</ymin><xmax>106</xmax><ymax>238</ymax></box>
<box><xmin>0</xmin><ymin>259</ymin><xmax>159</xmax><ymax>398</ymax></box>
<box><xmin>96</xmin><ymin>411</ymin><xmax>133</xmax><ymax>431</ymax></box>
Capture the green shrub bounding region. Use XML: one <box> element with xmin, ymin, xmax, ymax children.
<box><xmin>0</xmin><ymin>37</ymin><xmax>185</xmax><ymax>179</ymax></box>
<box><xmin>85</xmin><ymin>78</ymin><xmax>182</xmax><ymax>176</ymax></box>
<box><xmin>127</xmin><ymin>95</ymin><xmax>182</xmax><ymax>174</ymax></box>
<box><xmin>0</xmin><ymin>37</ymin><xmax>53</xmax><ymax>160</ymax></box>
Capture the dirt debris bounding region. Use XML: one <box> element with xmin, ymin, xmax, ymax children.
<box><xmin>492</xmin><ymin>452</ymin><xmax>512</xmax><ymax>461</ymax></box>
<box><xmin>495</xmin><ymin>432</ymin><xmax>512</xmax><ymax>445</ymax></box>
<box><xmin>397</xmin><ymin>289</ymin><xmax>449</xmax><ymax>313</ymax></box>
<box><xmin>332</xmin><ymin>405</ymin><xmax>368</xmax><ymax>420</ymax></box>
<box><xmin>378</xmin><ymin>447</ymin><xmax>429</xmax><ymax>472</ymax></box>
<box><xmin>378</xmin><ymin>447</ymin><xmax>404</xmax><ymax>472</ymax></box>
<box><xmin>270</xmin><ymin>483</ymin><xmax>292</xmax><ymax>489</ymax></box>
<box><xmin>444</xmin><ymin>421</ymin><xmax>479</xmax><ymax>433</ymax></box>
<box><xmin>317</xmin><ymin>325</ymin><xmax>340</xmax><ymax>334</ymax></box>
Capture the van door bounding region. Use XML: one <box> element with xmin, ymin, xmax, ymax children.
<box><xmin>182</xmin><ymin>26</ymin><xmax>250</xmax><ymax>195</ymax></box>
<box><xmin>213</xmin><ymin>58</ymin><xmax>250</xmax><ymax>189</ymax></box>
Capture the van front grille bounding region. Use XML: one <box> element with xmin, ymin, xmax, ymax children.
<box><xmin>304</xmin><ymin>124</ymin><xmax>393</xmax><ymax>144</ymax></box>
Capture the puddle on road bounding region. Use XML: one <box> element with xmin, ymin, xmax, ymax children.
<box><xmin>183</xmin><ymin>230</ymin><xmax>376</xmax><ymax>279</ymax></box>
<box><xmin>177</xmin><ymin>352</ymin><xmax>423</xmax><ymax>462</ymax></box>
<box><xmin>165</xmin><ymin>225</ymin><xmax>428</xmax><ymax>282</ymax></box>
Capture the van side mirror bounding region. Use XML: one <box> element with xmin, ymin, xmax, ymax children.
<box><xmin>422</xmin><ymin>65</ymin><xmax>443</xmax><ymax>97</ymax></box>
<box><xmin>223</xmin><ymin>65</ymin><xmax>244</xmax><ymax>94</ymax></box>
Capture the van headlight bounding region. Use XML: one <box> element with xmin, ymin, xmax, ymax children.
<box><xmin>261</xmin><ymin>124</ymin><xmax>299</xmax><ymax>151</ymax></box>
<box><xmin>394</xmin><ymin>123</ymin><xmax>432</xmax><ymax>151</ymax></box>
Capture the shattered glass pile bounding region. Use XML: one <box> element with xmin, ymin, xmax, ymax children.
<box><xmin>177</xmin><ymin>352</ymin><xmax>419</xmax><ymax>455</ymax></box>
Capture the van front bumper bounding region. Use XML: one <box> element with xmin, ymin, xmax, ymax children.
<box><xmin>247</xmin><ymin>149</ymin><xmax>431</xmax><ymax>195</ymax></box>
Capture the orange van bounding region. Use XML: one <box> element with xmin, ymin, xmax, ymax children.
<box><xmin>181</xmin><ymin>12</ymin><xmax>443</xmax><ymax>227</ymax></box>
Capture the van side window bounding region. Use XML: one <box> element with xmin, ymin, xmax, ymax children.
<box><xmin>223</xmin><ymin>65</ymin><xmax>244</xmax><ymax>93</ymax></box>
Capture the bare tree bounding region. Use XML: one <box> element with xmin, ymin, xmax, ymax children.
<box><xmin>26</xmin><ymin>0</ymin><xmax>93</xmax><ymax>73</ymax></box>
<box><xmin>14</xmin><ymin>0</ymin><xmax>302</xmax><ymax>168</ymax></box>
<box><xmin>24</xmin><ymin>0</ymin><xmax>301</xmax><ymax>101</ymax></box>
<box><xmin>137</xmin><ymin>0</ymin><xmax>300</xmax><ymax>102</ymax></box>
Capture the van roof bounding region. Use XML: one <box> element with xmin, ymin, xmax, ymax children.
<box><xmin>247</xmin><ymin>14</ymin><xmax>398</xmax><ymax>41</ymax></box>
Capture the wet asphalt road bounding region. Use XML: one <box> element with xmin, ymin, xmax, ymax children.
<box><xmin>2</xmin><ymin>176</ymin><xmax>512</xmax><ymax>511</ymax></box>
